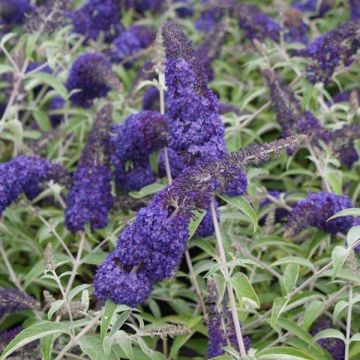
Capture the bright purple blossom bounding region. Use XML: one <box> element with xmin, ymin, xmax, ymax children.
<box><xmin>0</xmin><ymin>0</ymin><xmax>33</xmax><ymax>30</ymax></box>
<box><xmin>349</xmin><ymin>0</ymin><xmax>360</xmax><ymax>19</ymax></box>
<box><xmin>162</xmin><ymin>21</ymin><xmax>226</xmax><ymax>166</ymax></box>
<box><xmin>304</xmin><ymin>20</ymin><xmax>360</xmax><ymax>84</ymax></box>
<box><xmin>110</xmin><ymin>111</ymin><xmax>168</xmax><ymax>191</ymax></box>
<box><xmin>310</xmin><ymin>319</ymin><xmax>345</xmax><ymax>360</ymax></box>
<box><xmin>65</xmin><ymin>105</ymin><xmax>113</xmax><ymax>233</ymax></box>
<box><xmin>0</xmin><ymin>156</ymin><xmax>64</xmax><ymax>216</ymax></box>
<box><xmin>70</xmin><ymin>0</ymin><xmax>123</xmax><ymax>43</ymax></box>
<box><xmin>286</xmin><ymin>192</ymin><xmax>358</xmax><ymax>237</ymax></box>
<box><xmin>66</xmin><ymin>53</ymin><xmax>118</xmax><ymax>108</ymax></box>
<box><xmin>110</xmin><ymin>25</ymin><xmax>156</xmax><ymax>66</ymax></box>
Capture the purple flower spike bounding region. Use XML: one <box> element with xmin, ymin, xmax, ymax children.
<box><xmin>0</xmin><ymin>156</ymin><xmax>64</xmax><ymax>216</ymax></box>
<box><xmin>70</xmin><ymin>0</ymin><xmax>123</xmax><ymax>43</ymax></box>
<box><xmin>292</xmin><ymin>0</ymin><xmax>332</xmax><ymax>17</ymax></box>
<box><xmin>0</xmin><ymin>288</ymin><xmax>37</xmax><ymax>318</ymax></box>
<box><xmin>123</xmin><ymin>0</ymin><xmax>163</xmax><ymax>14</ymax></box>
<box><xmin>65</xmin><ymin>105</ymin><xmax>113</xmax><ymax>233</ymax></box>
<box><xmin>284</xmin><ymin>8</ymin><xmax>309</xmax><ymax>44</ymax></box>
<box><xmin>0</xmin><ymin>0</ymin><xmax>33</xmax><ymax>30</ymax></box>
<box><xmin>310</xmin><ymin>319</ymin><xmax>345</xmax><ymax>360</ymax></box>
<box><xmin>195</xmin><ymin>0</ymin><xmax>225</xmax><ymax>32</ymax></box>
<box><xmin>66</xmin><ymin>53</ymin><xmax>120</xmax><ymax>108</ymax></box>
<box><xmin>110</xmin><ymin>25</ymin><xmax>156</xmax><ymax>66</ymax></box>
<box><xmin>110</xmin><ymin>111</ymin><xmax>168</xmax><ymax>191</ymax></box>
<box><xmin>304</xmin><ymin>20</ymin><xmax>360</xmax><ymax>84</ymax></box>
<box><xmin>286</xmin><ymin>192</ymin><xmax>358</xmax><ymax>237</ymax></box>
<box><xmin>349</xmin><ymin>0</ymin><xmax>360</xmax><ymax>20</ymax></box>
<box><xmin>162</xmin><ymin>20</ymin><xmax>226</xmax><ymax>166</ymax></box>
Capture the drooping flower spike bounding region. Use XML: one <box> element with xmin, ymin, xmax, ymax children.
<box><xmin>285</xmin><ymin>192</ymin><xmax>359</xmax><ymax>238</ymax></box>
<box><xmin>66</xmin><ymin>53</ymin><xmax>122</xmax><ymax>108</ymax></box>
<box><xmin>94</xmin><ymin>135</ymin><xmax>307</xmax><ymax>306</ymax></box>
<box><xmin>162</xmin><ymin>20</ymin><xmax>226</xmax><ymax>167</ymax></box>
<box><xmin>0</xmin><ymin>288</ymin><xmax>38</xmax><ymax>318</ymax></box>
<box><xmin>303</xmin><ymin>20</ymin><xmax>360</xmax><ymax>84</ymax></box>
<box><xmin>70</xmin><ymin>0</ymin><xmax>123</xmax><ymax>43</ymax></box>
<box><xmin>0</xmin><ymin>156</ymin><xmax>65</xmax><ymax>216</ymax></box>
<box><xmin>65</xmin><ymin>105</ymin><xmax>114</xmax><ymax>233</ymax></box>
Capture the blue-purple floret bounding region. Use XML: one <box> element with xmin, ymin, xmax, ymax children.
<box><xmin>71</xmin><ymin>0</ymin><xmax>123</xmax><ymax>43</ymax></box>
<box><xmin>162</xmin><ymin>21</ymin><xmax>226</xmax><ymax>166</ymax></box>
<box><xmin>310</xmin><ymin>319</ymin><xmax>345</xmax><ymax>360</ymax></box>
<box><xmin>0</xmin><ymin>156</ymin><xmax>62</xmax><ymax>215</ymax></box>
<box><xmin>110</xmin><ymin>25</ymin><xmax>156</xmax><ymax>66</ymax></box>
<box><xmin>0</xmin><ymin>326</ymin><xmax>22</xmax><ymax>351</ymax></box>
<box><xmin>349</xmin><ymin>0</ymin><xmax>360</xmax><ymax>19</ymax></box>
<box><xmin>292</xmin><ymin>0</ymin><xmax>332</xmax><ymax>16</ymax></box>
<box><xmin>49</xmin><ymin>96</ymin><xmax>64</xmax><ymax>127</ymax></box>
<box><xmin>195</xmin><ymin>0</ymin><xmax>225</xmax><ymax>32</ymax></box>
<box><xmin>286</xmin><ymin>192</ymin><xmax>357</xmax><ymax>236</ymax></box>
<box><xmin>304</xmin><ymin>20</ymin><xmax>360</xmax><ymax>84</ymax></box>
<box><xmin>66</xmin><ymin>53</ymin><xmax>113</xmax><ymax>108</ymax></box>
<box><xmin>0</xmin><ymin>0</ymin><xmax>33</xmax><ymax>29</ymax></box>
<box><xmin>142</xmin><ymin>87</ymin><xmax>161</xmax><ymax>112</ymax></box>
<box><xmin>110</xmin><ymin>111</ymin><xmax>168</xmax><ymax>191</ymax></box>
<box><xmin>124</xmin><ymin>0</ymin><xmax>163</xmax><ymax>13</ymax></box>
<box><xmin>65</xmin><ymin>166</ymin><xmax>113</xmax><ymax>232</ymax></box>
<box><xmin>196</xmin><ymin>203</ymin><xmax>218</xmax><ymax>238</ymax></box>
<box><xmin>0</xmin><ymin>288</ymin><xmax>37</xmax><ymax>318</ymax></box>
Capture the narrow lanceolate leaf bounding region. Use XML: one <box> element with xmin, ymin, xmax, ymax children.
<box><xmin>231</xmin><ymin>272</ymin><xmax>260</xmax><ymax>309</ymax></box>
<box><xmin>0</xmin><ymin>322</ymin><xmax>70</xmax><ymax>360</ymax></box>
<box><xmin>101</xmin><ymin>300</ymin><xmax>117</xmax><ymax>342</ymax></box>
<box><xmin>27</xmin><ymin>72</ymin><xmax>68</xmax><ymax>99</ymax></box>
<box><xmin>312</xmin><ymin>329</ymin><xmax>345</xmax><ymax>343</ymax></box>
<box><xmin>282</xmin><ymin>264</ymin><xmax>299</xmax><ymax>294</ymax></box>
<box><xmin>328</xmin><ymin>208</ymin><xmax>360</xmax><ymax>220</ymax></box>
<box><xmin>331</xmin><ymin>246</ymin><xmax>350</xmax><ymax>279</ymax></box>
<box><xmin>347</xmin><ymin>226</ymin><xmax>360</xmax><ymax>248</ymax></box>
<box><xmin>303</xmin><ymin>300</ymin><xmax>323</xmax><ymax>331</ymax></box>
<box><xmin>188</xmin><ymin>209</ymin><xmax>207</xmax><ymax>239</ymax></box>
<box><xmin>333</xmin><ymin>300</ymin><xmax>348</xmax><ymax>323</ymax></box>
<box><xmin>218</xmin><ymin>194</ymin><xmax>258</xmax><ymax>232</ymax></box>
<box><xmin>80</xmin><ymin>335</ymin><xmax>118</xmax><ymax>360</ymax></box>
<box><xmin>129</xmin><ymin>182</ymin><xmax>166</xmax><ymax>199</ymax></box>
<box><xmin>257</xmin><ymin>346</ymin><xmax>317</xmax><ymax>360</ymax></box>
<box><xmin>271</xmin><ymin>297</ymin><xmax>289</xmax><ymax>325</ymax></box>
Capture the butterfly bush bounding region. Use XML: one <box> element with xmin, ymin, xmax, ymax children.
<box><xmin>0</xmin><ymin>0</ymin><xmax>33</xmax><ymax>30</ymax></box>
<box><xmin>292</xmin><ymin>0</ymin><xmax>332</xmax><ymax>17</ymax></box>
<box><xmin>285</xmin><ymin>192</ymin><xmax>359</xmax><ymax>237</ymax></box>
<box><xmin>0</xmin><ymin>156</ymin><xmax>64</xmax><ymax>215</ymax></box>
<box><xmin>66</xmin><ymin>53</ymin><xmax>120</xmax><ymax>108</ymax></box>
<box><xmin>65</xmin><ymin>105</ymin><xmax>113</xmax><ymax>233</ymax></box>
<box><xmin>70</xmin><ymin>0</ymin><xmax>123</xmax><ymax>43</ymax></box>
<box><xmin>0</xmin><ymin>288</ymin><xmax>38</xmax><ymax>318</ymax></box>
<box><xmin>303</xmin><ymin>20</ymin><xmax>360</xmax><ymax>84</ymax></box>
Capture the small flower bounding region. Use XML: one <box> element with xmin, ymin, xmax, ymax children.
<box><xmin>310</xmin><ymin>318</ymin><xmax>345</xmax><ymax>360</ymax></box>
<box><xmin>66</xmin><ymin>53</ymin><xmax>121</xmax><ymax>108</ymax></box>
<box><xmin>70</xmin><ymin>0</ymin><xmax>123</xmax><ymax>43</ymax></box>
<box><xmin>303</xmin><ymin>20</ymin><xmax>360</xmax><ymax>84</ymax></box>
<box><xmin>0</xmin><ymin>156</ymin><xmax>64</xmax><ymax>215</ymax></box>
<box><xmin>109</xmin><ymin>25</ymin><xmax>156</xmax><ymax>66</ymax></box>
<box><xmin>65</xmin><ymin>105</ymin><xmax>113</xmax><ymax>232</ymax></box>
<box><xmin>285</xmin><ymin>192</ymin><xmax>358</xmax><ymax>237</ymax></box>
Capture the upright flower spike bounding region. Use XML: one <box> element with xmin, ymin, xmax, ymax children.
<box><xmin>0</xmin><ymin>288</ymin><xmax>38</xmax><ymax>318</ymax></box>
<box><xmin>0</xmin><ymin>0</ymin><xmax>33</xmax><ymax>30</ymax></box>
<box><xmin>70</xmin><ymin>0</ymin><xmax>123</xmax><ymax>43</ymax></box>
<box><xmin>303</xmin><ymin>20</ymin><xmax>360</xmax><ymax>84</ymax></box>
<box><xmin>0</xmin><ymin>156</ymin><xmax>65</xmax><ymax>216</ymax></box>
<box><xmin>292</xmin><ymin>0</ymin><xmax>332</xmax><ymax>17</ymax></box>
<box><xmin>207</xmin><ymin>279</ymin><xmax>251</xmax><ymax>358</ymax></box>
<box><xmin>94</xmin><ymin>135</ymin><xmax>306</xmax><ymax>306</ymax></box>
<box><xmin>285</xmin><ymin>192</ymin><xmax>359</xmax><ymax>238</ymax></box>
<box><xmin>262</xmin><ymin>68</ymin><xmax>330</xmax><ymax>142</ymax></box>
<box><xmin>349</xmin><ymin>0</ymin><xmax>360</xmax><ymax>20</ymax></box>
<box><xmin>110</xmin><ymin>111</ymin><xmax>168</xmax><ymax>191</ymax></box>
<box><xmin>310</xmin><ymin>319</ymin><xmax>345</xmax><ymax>360</ymax></box>
<box><xmin>66</xmin><ymin>53</ymin><xmax>121</xmax><ymax>108</ymax></box>
<box><xmin>110</xmin><ymin>25</ymin><xmax>156</xmax><ymax>66</ymax></box>
<box><xmin>65</xmin><ymin>105</ymin><xmax>113</xmax><ymax>233</ymax></box>
<box><xmin>162</xmin><ymin>20</ymin><xmax>226</xmax><ymax>167</ymax></box>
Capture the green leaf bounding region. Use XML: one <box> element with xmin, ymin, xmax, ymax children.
<box><xmin>116</xmin><ymin>331</ymin><xmax>134</xmax><ymax>359</ymax></box>
<box><xmin>272</xmin><ymin>257</ymin><xmax>314</xmax><ymax>270</ymax></box>
<box><xmin>68</xmin><ymin>284</ymin><xmax>92</xmax><ymax>301</ymax></box>
<box><xmin>129</xmin><ymin>183</ymin><xmax>166</xmax><ymax>199</ymax></box>
<box><xmin>27</xmin><ymin>72</ymin><xmax>67</xmax><ymax>99</ymax></box>
<box><xmin>101</xmin><ymin>300</ymin><xmax>117</xmax><ymax>342</ymax></box>
<box><xmin>303</xmin><ymin>300</ymin><xmax>323</xmax><ymax>331</ymax></box>
<box><xmin>328</xmin><ymin>208</ymin><xmax>360</xmax><ymax>220</ymax></box>
<box><xmin>351</xmin><ymin>333</ymin><xmax>360</xmax><ymax>342</ymax></box>
<box><xmin>324</xmin><ymin>169</ymin><xmax>342</xmax><ymax>195</ymax></box>
<box><xmin>347</xmin><ymin>226</ymin><xmax>360</xmax><ymax>248</ymax></box>
<box><xmin>0</xmin><ymin>322</ymin><xmax>70</xmax><ymax>360</ymax></box>
<box><xmin>82</xmin><ymin>251</ymin><xmax>107</xmax><ymax>265</ymax></box>
<box><xmin>231</xmin><ymin>272</ymin><xmax>260</xmax><ymax>309</ymax></box>
<box><xmin>312</xmin><ymin>329</ymin><xmax>345</xmax><ymax>343</ymax></box>
<box><xmin>188</xmin><ymin>209</ymin><xmax>207</xmax><ymax>239</ymax></box>
<box><xmin>271</xmin><ymin>297</ymin><xmax>289</xmax><ymax>325</ymax></box>
<box><xmin>218</xmin><ymin>195</ymin><xmax>258</xmax><ymax>232</ymax></box>
<box><xmin>333</xmin><ymin>300</ymin><xmax>348</xmax><ymax>323</ymax></box>
<box><xmin>257</xmin><ymin>346</ymin><xmax>317</xmax><ymax>360</ymax></box>
<box><xmin>283</xmin><ymin>264</ymin><xmax>299</xmax><ymax>294</ymax></box>
<box><xmin>40</xmin><ymin>335</ymin><xmax>56</xmax><ymax>360</ymax></box>
<box><xmin>331</xmin><ymin>246</ymin><xmax>350</xmax><ymax>278</ymax></box>
<box><xmin>80</xmin><ymin>335</ymin><xmax>118</xmax><ymax>360</ymax></box>
<box><xmin>47</xmin><ymin>300</ymin><xmax>64</xmax><ymax>319</ymax></box>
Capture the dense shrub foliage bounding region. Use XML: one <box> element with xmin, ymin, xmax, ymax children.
<box><xmin>0</xmin><ymin>0</ymin><xmax>359</xmax><ymax>359</ymax></box>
